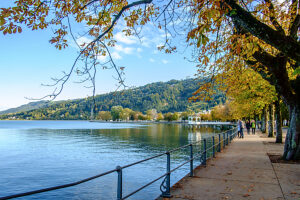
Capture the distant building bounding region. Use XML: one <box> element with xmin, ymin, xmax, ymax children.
<box><xmin>188</xmin><ymin>114</ymin><xmax>201</xmax><ymax>125</ymax></box>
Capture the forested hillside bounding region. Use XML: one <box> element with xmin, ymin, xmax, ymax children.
<box><xmin>0</xmin><ymin>101</ymin><xmax>54</xmax><ymax>115</ymax></box>
<box><xmin>0</xmin><ymin>79</ymin><xmax>225</xmax><ymax>120</ymax></box>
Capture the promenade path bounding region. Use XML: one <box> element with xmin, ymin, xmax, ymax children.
<box><xmin>168</xmin><ymin>131</ymin><xmax>300</xmax><ymax>200</ymax></box>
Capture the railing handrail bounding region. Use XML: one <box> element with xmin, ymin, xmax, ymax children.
<box><xmin>0</xmin><ymin>127</ymin><xmax>237</xmax><ymax>200</ymax></box>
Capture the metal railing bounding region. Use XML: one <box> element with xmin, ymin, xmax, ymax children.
<box><xmin>0</xmin><ymin>127</ymin><xmax>237</xmax><ymax>200</ymax></box>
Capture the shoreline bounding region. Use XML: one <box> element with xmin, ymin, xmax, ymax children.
<box><xmin>89</xmin><ymin>120</ymin><xmax>188</xmax><ymax>124</ymax></box>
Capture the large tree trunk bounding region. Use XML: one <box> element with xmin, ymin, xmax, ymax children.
<box><xmin>265</xmin><ymin>106</ymin><xmax>269</xmax><ymax>135</ymax></box>
<box><xmin>255</xmin><ymin>114</ymin><xmax>259</xmax><ymax>129</ymax></box>
<box><xmin>283</xmin><ymin>105</ymin><xmax>300</xmax><ymax>160</ymax></box>
<box><xmin>261</xmin><ymin>106</ymin><xmax>267</xmax><ymax>133</ymax></box>
<box><xmin>227</xmin><ymin>0</ymin><xmax>300</xmax><ymax>159</ymax></box>
<box><xmin>268</xmin><ymin>104</ymin><xmax>274</xmax><ymax>137</ymax></box>
<box><xmin>275</xmin><ymin>100</ymin><xmax>282</xmax><ymax>143</ymax></box>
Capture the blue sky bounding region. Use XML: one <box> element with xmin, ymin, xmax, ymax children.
<box><xmin>0</xmin><ymin>2</ymin><xmax>197</xmax><ymax>110</ymax></box>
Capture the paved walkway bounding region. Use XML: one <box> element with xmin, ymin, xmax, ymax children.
<box><xmin>168</xmin><ymin>131</ymin><xmax>300</xmax><ymax>200</ymax></box>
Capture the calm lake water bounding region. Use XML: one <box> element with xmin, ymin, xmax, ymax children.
<box><xmin>0</xmin><ymin>120</ymin><xmax>222</xmax><ymax>200</ymax></box>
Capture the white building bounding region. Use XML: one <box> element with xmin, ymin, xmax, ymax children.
<box><xmin>188</xmin><ymin>115</ymin><xmax>201</xmax><ymax>125</ymax></box>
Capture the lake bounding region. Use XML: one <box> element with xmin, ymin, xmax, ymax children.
<box><xmin>0</xmin><ymin>120</ymin><xmax>222</xmax><ymax>199</ymax></box>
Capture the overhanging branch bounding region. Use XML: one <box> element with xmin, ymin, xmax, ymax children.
<box><xmin>225</xmin><ymin>0</ymin><xmax>300</xmax><ymax>62</ymax></box>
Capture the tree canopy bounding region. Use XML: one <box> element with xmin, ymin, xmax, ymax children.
<box><xmin>1</xmin><ymin>0</ymin><xmax>299</xmax><ymax>160</ymax></box>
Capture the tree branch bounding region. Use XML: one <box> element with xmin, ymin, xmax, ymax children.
<box><xmin>92</xmin><ymin>0</ymin><xmax>152</xmax><ymax>44</ymax></box>
<box><xmin>288</xmin><ymin>0</ymin><xmax>300</xmax><ymax>38</ymax></box>
<box><xmin>225</xmin><ymin>0</ymin><xmax>300</xmax><ymax>62</ymax></box>
<box><xmin>264</xmin><ymin>0</ymin><xmax>285</xmax><ymax>34</ymax></box>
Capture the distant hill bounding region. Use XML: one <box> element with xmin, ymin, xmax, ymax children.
<box><xmin>0</xmin><ymin>101</ymin><xmax>53</xmax><ymax>115</ymax></box>
<box><xmin>0</xmin><ymin>79</ymin><xmax>225</xmax><ymax>120</ymax></box>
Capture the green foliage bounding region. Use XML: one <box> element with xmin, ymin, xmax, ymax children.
<box><xmin>172</xmin><ymin>112</ymin><xmax>179</xmax><ymax>121</ymax></box>
<box><xmin>111</xmin><ymin>106</ymin><xmax>123</xmax><ymax>121</ymax></box>
<box><xmin>0</xmin><ymin>79</ymin><xmax>225</xmax><ymax>120</ymax></box>
<box><xmin>180</xmin><ymin>112</ymin><xmax>189</xmax><ymax>121</ymax></box>
<box><xmin>97</xmin><ymin>111</ymin><xmax>112</xmax><ymax>121</ymax></box>
<box><xmin>156</xmin><ymin>113</ymin><xmax>164</xmax><ymax>121</ymax></box>
<box><xmin>0</xmin><ymin>100</ymin><xmax>52</xmax><ymax>115</ymax></box>
<box><xmin>163</xmin><ymin>112</ymin><xmax>173</xmax><ymax>122</ymax></box>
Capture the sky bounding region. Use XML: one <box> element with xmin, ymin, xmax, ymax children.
<box><xmin>0</xmin><ymin>2</ymin><xmax>198</xmax><ymax>111</ymax></box>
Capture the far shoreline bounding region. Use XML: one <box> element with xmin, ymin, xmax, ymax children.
<box><xmin>89</xmin><ymin>120</ymin><xmax>188</xmax><ymax>124</ymax></box>
<box><xmin>0</xmin><ymin>119</ymin><xmax>188</xmax><ymax>124</ymax></box>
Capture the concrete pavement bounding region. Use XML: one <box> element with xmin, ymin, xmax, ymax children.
<box><xmin>168</xmin><ymin>131</ymin><xmax>300</xmax><ymax>200</ymax></box>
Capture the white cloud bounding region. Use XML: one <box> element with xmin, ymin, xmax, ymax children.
<box><xmin>162</xmin><ymin>59</ymin><xmax>169</xmax><ymax>64</ymax></box>
<box><xmin>156</xmin><ymin>43</ymin><xmax>164</xmax><ymax>48</ymax></box>
<box><xmin>153</xmin><ymin>50</ymin><xmax>159</xmax><ymax>54</ymax></box>
<box><xmin>75</xmin><ymin>37</ymin><xmax>92</xmax><ymax>48</ymax></box>
<box><xmin>97</xmin><ymin>55</ymin><xmax>107</xmax><ymax>62</ymax></box>
<box><xmin>96</xmin><ymin>51</ymin><xmax>121</xmax><ymax>62</ymax></box>
<box><xmin>111</xmin><ymin>52</ymin><xmax>122</xmax><ymax>60</ymax></box>
<box><xmin>160</xmin><ymin>33</ymin><xmax>171</xmax><ymax>38</ymax></box>
<box><xmin>137</xmin><ymin>48</ymin><xmax>143</xmax><ymax>53</ymax></box>
<box><xmin>114</xmin><ymin>44</ymin><xmax>134</xmax><ymax>54</ymax></box>
<box><xmin>149</xmin><ymin>58</ymin><xmax>155</xmax><ymax>63</ymax></box>
<box><xmin>115</xmin><ymin>32</ymin><xmax>137</xmax><ymax>45</ymax></box>
<box><xmin>140</xmin><ymin>37</ymin><xmax>151</xmax><ymax>47</ymax></box>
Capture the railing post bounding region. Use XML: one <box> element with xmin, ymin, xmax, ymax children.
<box><xmin>223</xmin><ymin>133</ymin><xmax>225</xmax><ymax>149</ymax></box>
<box><xmin>189</xmin><ymin>144</ymin><xmax>193</xmax><ymax>177</ymax></box>
<box><xmin>218</xmin><ymin>134</ymin><xmax>221</xmax><ymax>152</ymax></box>
<box><xmin>203</xmin><ymin>139</ymin><xmax>207</xmax><ymax>165</ymax></box>
<box><xmin>162</xmin><ymin>152</ymin><xmax>171</xmax><ymax>198</ymax></box>
<box><xmin>212</xmin><ymin>136</ymin><xmax>215</xmax><ymax>158</ymax></box>
<box><xmin>116</xmin><ymin>166</ymin><xmax>122</xmax><ymax>200</ymax></box>
<box><xmin>226</xmin><ymin>132</ymin><xmax>229</xmax><ymax>145</ymax></box>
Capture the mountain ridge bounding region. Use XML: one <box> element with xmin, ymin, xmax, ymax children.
<box><xmin>0</xmin><ymin>78</ymin><xmax>225</xmax><ymax>120</ymax></box>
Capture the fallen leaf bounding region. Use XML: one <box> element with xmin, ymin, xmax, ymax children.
<box><xmin>222</xmin><ymin>196</ymin><xmax>229</xmax><ymax>199</ymax></box>
<box><xmin>290</xmin><ymin>191</ymin><xmax>297</xmax><ymax>194</ymax></box>
<box><xmin>243</xmin><ymin>194</ymin><xmax>250</xmax><ymax>197</ymax></box>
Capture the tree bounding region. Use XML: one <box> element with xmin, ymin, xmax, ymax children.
<box><xmin>164</xmin><ymin>112</ymin><xmax>173</xmax><ymax>122</ymax></box>
<box><xmin>275</xmin><ymin>99</ymin><xmax>283</xmax><ymax>143</ymax></box>
<box><xmin>210</xmin><ymin>103</ymin><xmax>232</xmax><ymax>121</ymax></box>
<box><xmin>171</xmin><ymin>112</ymin><xmax>179</xmax><ymax>121</ymax></box>
<box><xmin>111</xmin><ymin>106</ymin><xmax>123</xmax><ymax>121</ymax></box>
<box><xmin>156</xmin><ymin>113</ymin><xmax>164</xmax><ymax>121</ymax></box>
<box><xmin>224</xmin><ymin>67</ymin><xmax>277</xmax><ymax>120</ymax></box>
<box><xmin>180</xmin><ymin>112</ymin><xmax>189</xmax><ymax>121</ymax></box>
<box><xmin>186</xmin><ymin>1</ymin><xmax>299</xmax><ymax>160</ymax></box>
<box><xmin>146</xmin><ymin>109</ymin><xmax>157</xmax><ymax>120</ymax></box>
<box><xmin>120</xmin><ymin>108</ymin><xmax>132</xmax><ymax>120</ymax></box>
<box><xmin>97</xmin><ymin>111</ymin><xmax>112</xmax><ymax>121</ymax></box>
<box><xmin>1</xmin><ymin>0</ymin><xmax>299</xmax><ymax>159</ymax></box>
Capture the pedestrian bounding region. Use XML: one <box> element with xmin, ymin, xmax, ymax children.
<box><xmin>246</xmin><ymin>120</ymin><xmax>251</xmax><ymax>135</ymax></box>
<box><xmin>237</xmin><ymin>120</ymin><xmax>241</xmax><ymax>138</ymax></box>
<box><xmin>251</xmin><ymin>120</ymin><xmax>256</xmax><ymax>134</ymax></box>
<box><xmin>239</xmin><ymin>120</ymin><xmax>244</xmax><ymax>138</ymax></box>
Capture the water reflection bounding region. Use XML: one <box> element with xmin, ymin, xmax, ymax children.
<box><xmin>0</xmin><ymin>121</ymin><xmax>227</xmax><ymax>200</ymax></box>
<box><xmin>188</xmin><ymin>131</ymin><xmax>202</xmax><ymax>143</ymax></box>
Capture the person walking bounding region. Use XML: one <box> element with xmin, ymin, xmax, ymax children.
<box><xmin>239</xmin><ymin>120</ymin><xmax>244</xmax><ymax>138</ymax></box>
<box><xmin>246</xmin><ymin>120</ymin><xmax>251</xmax><ymax>135</ymax></box>
<box><xmin>237</xmin><ymin>120</ymin><xmax>241</xmax><ymax>138</ymax></box>
<box><xmin>251</xmin><ymin>120</ymin><xmax>256</xmax><ymax>134</ymax></box>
